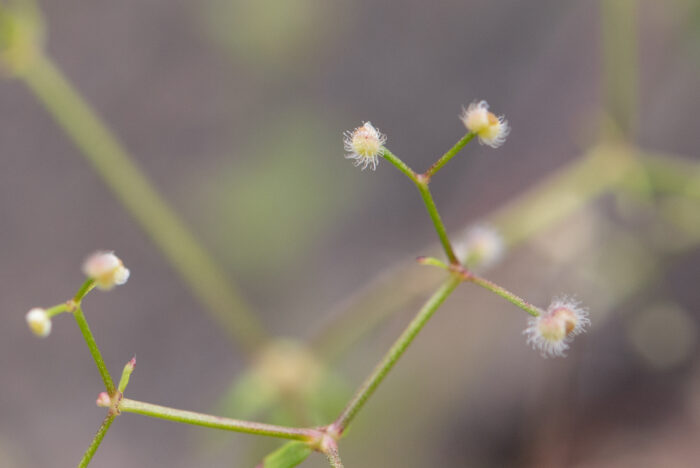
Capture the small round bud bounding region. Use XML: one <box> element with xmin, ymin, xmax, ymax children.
<box><xmin>343</xmin><ymin>121</ymin><xmax>386</xmax><ymax>171</ymax></box>
<box><xmin>82</xmin><ymin>251</ymin><xmax>130</xmax><ymax>290</ymax></box>
<box><xmin>523</xmin><ymin>297</ymin><xmax>590</xmax><ymax>357</ymax></box>
<box><xmin>96</xmin><ymin>392</ymin><xmax>112</xmax><ymax>408</ymax></box>
<box><xmin>456</xmin><ymin>224</ymin><xmax>504</xmax><ymax>270</ymax></box>
<box><xmin>25</xmin><ymin>307</ymin><xmax>51</xmax><ymax>337</ymax></box>
<box><xmin>460</xmin><ymin>100</ymin><xmax>510</xmax><ymax>148</ymax></box>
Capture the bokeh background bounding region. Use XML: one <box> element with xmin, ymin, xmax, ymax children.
<box><xmin>2</xmin><ymin>0</ymin><xmax>700</xmax><ymax>466</ymax></box>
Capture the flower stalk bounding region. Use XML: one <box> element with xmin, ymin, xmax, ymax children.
<box><xmin>78</xmin><ymin>415</ymin><xmax>116</xmax><ymax>468</ymax></box>
<box><xmin>331</xmin><ymin>275</ymin><xmax>462</xmax><ymax>435</ymax></box>
<box><xmin>118</xmin><ymin>398</ymin><xmax>322</xmax><ymax>441</ymax></box>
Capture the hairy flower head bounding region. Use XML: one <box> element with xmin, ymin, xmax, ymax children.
<box><xmin>82</xmin><ymin>251</ymin><xmax>130</xmax><ymax>290</ymax></box>
<box><xmin>343</xmin><ymin>121</ymin><xmax>386</xmax><ymax>170</ymax></box>
<box><xmin>460</xmin><ymin>100</ymin><xmax>510</xmax><ymax>148</ymax></box>
<box><xmin>26</xmin><ymin>307</ymin><xmax>51</xmax><ymax>337</ymax></box>
<box><xmin>523</xmin><ymin>297</ymin><xmax>589</xmax><ymax>357</ymax></box>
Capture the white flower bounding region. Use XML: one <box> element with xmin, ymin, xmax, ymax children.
<box><xmin>343</xmin><ymin>121</ymin><xmax>386</xmax><ymax>171</ymax></box>
<box><xmin>460</xmin><ymin>100</ymin><xmax>510</xmax><ymax>148</ymax></box>
<box><xmin>26</xmin><ymin>307</ymin><xmax>51</xmax><ymax>337</ymax></box>
<box><xmin>456</xmin><ymin>224</ymin><xmax>504</xmax><ymax>270</ymax></box>
<box><xmin>82</xmin><ymin>251</ymin><xmax>130</xmax><ymax>290</ymax></box>
<box><xmin>523</xmin><ymin>297</ymin><xmax>590</xmax><ymax>357</ymax></box>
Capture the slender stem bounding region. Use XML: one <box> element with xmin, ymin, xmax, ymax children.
<box><xmin>77</xmin><ymin>414</ymin><xmax>115</xmax><ymax>468</ymax></box>
<box><xmin>73</xmin><ymin>306</ymin><xmax>115</xmax><ymax>393</ymax></box>
<box><xmin>381</xmin><ymin>148</ymin><xmax>420</xmax><ymax>183</ymax></box>
<box><xmin>45</xmin><ymin>303</ymin><xmax>69</xmax><ymax>318</ymax></box>
<box><xmin>325</xmin><ymin>442</ymin><xmax>345</xmax><ymax>468</ymax></box>
<box><xmin>381</xmin><ymin>147</ymin><xmax>459</xmax><ymax>264</ymax></box>
<box><xmin>416</xmin><ymin>182</ymin><xmax>459</xmax><ymax>264</ymax></box>
<box><xmin>465</xmin><ymin>273</ymin><xmax>540</xmax><ymax>317</ymax></box>
<box><xmin>118</xmin><ymin>398</ymin><xmax>321</xmax><ymax>441</ymax></box>
<box><xmin>332</xmin><ymin>275</ymin><xmax>461</xmax><ymax>434</ymax></box>
<box><xmin>21</xmin><ymin>54</ymin><xmax>266</xmax><ymax>352</ymax></box>
<box><xmin>74</xmin><ymin>279</ymin><xmax>95</xmax><ymax>303</ymax></box>
<box><xmin>423</xmin><ymin>132</ymin><xmax>475</xmax><ymax>180</ymax></box>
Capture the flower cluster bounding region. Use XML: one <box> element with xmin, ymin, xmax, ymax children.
<box><xmin>82</xmin><ymin>251</ymin><xmax>130</xmax><ymax>290</ymax></box>
<box><xmin>460</xmin><ymin>100</ymin><xmax>510</xmax><ymax>148</ymax></box>
<box><xmin>524</xmin><ymin>297</ymin><xmax>590</xmax><ymax>357</ymax></box>
<box><xmin>25</xmin><ymin>251</ymin><xmax>129</xmax><ymax>338</ymax></box>
<box><xmin>343</xmin><ymin>122</ymin><xmax>386</xmax><ymax>171</ymax></box>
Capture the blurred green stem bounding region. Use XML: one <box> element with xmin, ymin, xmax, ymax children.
<box><xmin>21</xmin><ymin>54</ymin><xmax>266</xmax><ymax>352</ymax></box>
<box><xmin>601</xmin><ymin>0</ymin><xmax>638</xmax><ymax>138</ymax></box>
<box><xmin>331</xmin><ymin>275</ymin><xmax>461</xmax><ymax>434</ymax></box>
<box><xmin>78</xmin><ymin>415</ymin><xmax>115</xmax><ymax>468</ymax></box>
<box><xmin>118</xmin><ymin>398</ymin><xmax>321</xmax><ymax>441</ymax></box>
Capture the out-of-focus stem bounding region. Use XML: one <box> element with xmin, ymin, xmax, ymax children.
<box><xmin>21</xmin><ymin>54</ymin><xmax>266</xmax><ymax>352</ymax></box>
<box><xmin>601</xmin><ymin>0</ymin><xmax>638</xmax><ymax>138</ymax></box>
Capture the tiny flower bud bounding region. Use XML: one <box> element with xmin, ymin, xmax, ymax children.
<box><xmin>82</xmin><ymin>251</ymin><xmax>130</xmax><ymax>290</ymax></box>
<box><xmin>460</xmin><ymin>100</ymin><xmax>510</xmax><ymax>148</ymax></box>
<box><xmin>343</xmin><ymin>121</ymin><xmax>386</xmax><ymax>171</ymax></box>
<box><xmin>456</xmin><ymin>224</ymin><xmax>505</xmax><ymax>270</ymax></box>
<box><xmin>96</xmin><ymin>392</ymin><xmax>112</xmax><ymax>408</ymax></box>
<box><xmin>25</xmin><ymin>307</ymin><xmax>51</xmax><ymax>337</ymax></box>
<box><xmin>523</xmin><ymin>297</ymin><xmax>590</xmax><ymax>357</ymax></box>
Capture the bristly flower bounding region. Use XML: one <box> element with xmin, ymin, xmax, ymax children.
<box><xmin>82</xmin><ymin>251</ymin><xmax>130</xmax><ymax>290</ymax></box>
<box><xmin>26</xmin><ymin>307</ymin><xmax>51</xmax><ymax>337</ymax></box>
<box><xmin>456</xmin><ymin>223</ymin><xmax>505</xmax><ymax>270</ymax></box>
<box><xmin>460</xmin><ymin>100</ymin><xmax>510</xmax><ymax>148</ymax></box>
<box><xmin>343</xmin><ymin>121</ymin><xmax>386</xmax><ymax>171</ymax></box>
<box><xmin>523</xmin><ymin>297</ymin><xmax>590</xmax><ymax>357</ymax></box>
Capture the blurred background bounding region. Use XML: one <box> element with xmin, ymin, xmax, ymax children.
<box><xmin>2</xmin><ymin>0</ymin><xmax>700</xmax><ymax>466</ymax></box>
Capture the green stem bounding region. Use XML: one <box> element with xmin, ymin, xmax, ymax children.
<box><xmin>423</xmin><ymin>132</ymin><xmax>475</xmax><ymax>180</ymax></box>
<box><xmin>118</xmin><ymin>398</ymin><xmax>321</xmax><ymax>441</ymax></box>
<box><xmin>325</xmin><ymin>443</ymin><xmax>344</xmax><ymax>468</ymax></box>
<box><xmin>45</xmin><ymin>303</ymin><xmax>69</xmax><ymax>318</ymax></box>
<box><xmin>382</xmin><ymin>148</ymin><xmax>459</xmax><ymax>264</ymax></box>
<box><xmin>465</xmin><ymin>273</ymin><xmax>540</xmax><ymax>317</ymax></box>
<box><xmin>332</xmin><ymin>275</ymin><xmax>461</xmax><ymax>434</ymax></box>
<box><xmin>416</xmin><ymin>182</ymin><xmax>459</xmax><ymax>264</ymax></box>
<box><xmin>74</xmin><ymin>279</ymin><xmax>95</xmax><ymax>303</ymax></box>
<box><xmin>77</xmin><ymin>415</ymin><xmax>115</xmax><ymax>468</ymax></box>
<box><xmin>381</xmin><ymin>148</ymin><xmax>420</xmax><ymax>183</ymax></box>
<box><xmin>21</xmin><ymin>54</ymin><xmax>266</xmax><ymax>352</ymax></box>
<box><xmin>601</xmin><ymin>0</ymin><xmax>638</xmax><ymax>139</ymax></box>
<box><xmin>73</xmin><ymin>305</ymin><xmax>115</xmax><ymax>393</ymax></box>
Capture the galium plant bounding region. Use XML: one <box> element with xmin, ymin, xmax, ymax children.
<box><xmin>24</xmin><ymin>98</ymin><xmax>589</xmax><ymax>467</ymax></box>
<box><xmin>15</xmin><ymin>0</ymin><xmax>697</xmax><ymax>466</ymax></box>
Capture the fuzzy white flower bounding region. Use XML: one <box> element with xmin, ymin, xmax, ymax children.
<box><xmin>523</xmin><ymin>297</ymin><xmax>590</xmax><ymax>357</ymax></box>
<box><xmin>343</xmin><ymin>121</ymin><xmax>386</xmax><ymax>171</ymax></box>
<box><xmin>82</xmin><ymin>251</ymin><xmax>130</xmax><ymax>290</ymax></box>
<box><xmin>460</xmin><ymin>100</ymin><xmax>510</xmax><ymax>148</ymax></box>
<box><xmin>456</xmin><ymin>224</ymin><xmax>505</xmax><ymax>270</ymax></box>
<box><xmin>26</xmin><ymin>307</ymin><xmax>51</xmax><ymax>337</ymax></box>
